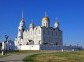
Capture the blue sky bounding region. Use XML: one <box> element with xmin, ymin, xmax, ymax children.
<box><xmin>0</xmin><ymin>0</ymin><xmax>84</xmax><ymax>47</ymax></box>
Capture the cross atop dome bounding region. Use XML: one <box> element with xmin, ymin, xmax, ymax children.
<box><xmin>54</xmin><ymin>17</ymin><xmax>60</xmax><ymax>28</ymax></box>
<box><xmin>45</xmin><ymin>11</ymin><xmax>48</xmax><ymax>17</ymax></box>
<box><xmin>55</xmin><ymin>17</ymin><xmax>58</xmax><ymax>21</ymax></box>
<box><xmin>20</xmin><ymin>8</ymin><xmax>25</xmax><ymax>22</ymax></box>
<box><xmin>22</xmin><ymin>8</ymin><xmax>24</xmax><ymax>19</ymax></box>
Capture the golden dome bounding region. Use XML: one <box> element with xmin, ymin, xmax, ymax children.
<box><xmin>42</xmin><ymin>16</ymin><xmax>49</xmax><ymax>22</ymax></box>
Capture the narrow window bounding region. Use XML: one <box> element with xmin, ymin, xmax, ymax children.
<box><xmin>52</xmin><ymin>31</ymin><xmax>53</xmax><ymax>36</ymax></box>
<box><xmin>44</xmin><ymin>30</ymin><xmax>45</xmax><ymax>34</ymax></box>
<box><xmin>39</xmin><ymin>30</ymin><xmax>40</xmax><ymax>34</ymax></box>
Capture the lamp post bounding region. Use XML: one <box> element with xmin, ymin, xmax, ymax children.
<box><xmin>9</xmin><ymin>43</ymin><xmax>11</xmax><ymax>50</ymax></box>
<box><xmin>5</xmin><ymin>35</ymin><xmax>9</xmax><ymax>55</ymax></box>
<box><xmin>39</xmin><ymin>41</ymin><xmax>40</xmax><ymax>52</ymax></box>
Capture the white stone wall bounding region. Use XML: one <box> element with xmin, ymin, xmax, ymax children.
<box><xmin>20</xmin><ymin>45</ymin><xmax>40</xmax><ymax>50</ymax></box>
<box><xmin>23</xmin><ymin>26</ymin><xmax>42</xmax><ymax>45</ymax></box>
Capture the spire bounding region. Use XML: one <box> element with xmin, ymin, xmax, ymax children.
<box><xmin>55</xmin><ymin>17</ymin><xmax>58</xmax><ymax>21</ymax></box>
<box><xmin>22</xmin><ymin>8</ymin><xmax>23</xmax><ymax>19</ymax></box>
<box><xmin>55</xmin><ymin>17</ymin><xmax>59</xmax><ymax>23</ymax></box>
<box><xmin>45</xmin><ymin>11</ymin><xmax>47</xmax><ymax>17</ymax></box>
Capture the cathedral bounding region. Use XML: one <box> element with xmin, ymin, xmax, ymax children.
<box><xmin>14</xmin><ymin>12</ymin><xmax>63</xmax><ymax>50</ymax></box>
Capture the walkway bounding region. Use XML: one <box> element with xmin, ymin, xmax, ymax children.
<box><xmin>0</xmin><ymin>51</ymin><xmax>57</xmax><ymax>62</ymax></box>
<box><xmin>0</xmin><ymin>53</ymin><xmax>37</xmax><ymax>62</ymax></box>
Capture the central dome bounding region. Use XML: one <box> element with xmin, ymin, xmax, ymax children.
<box><xmin>42</xmin><ymin>16</ymin><xmax>49</xmax><ymax>22</ymax></box>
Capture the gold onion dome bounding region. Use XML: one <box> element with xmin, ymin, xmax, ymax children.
<box><xmin>42</xmin><ymin>12</ymin><xmax>49</xmax><ymax>22</ymax></box>
<box><xmin>42</xmin><ymin>16</ymin><xmax>49</xmax><ymax>22</ymax></box>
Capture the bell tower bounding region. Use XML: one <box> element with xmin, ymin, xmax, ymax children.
<box><xmin>18</xmin><ymin>10</ymin><xmax>26</xmax><ymax>40</ymax></box>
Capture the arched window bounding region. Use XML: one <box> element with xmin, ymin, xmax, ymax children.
<box><xmin>26</xmin><ymin>42</ymin><xmax>29</xmax><ymax>45</ymax></box>
<box><xmin>44</xmin><ymin>29</ymin><xmax>45</xmax><ymax>34</ymax></box>
<box><xmin>44</xmin><ymin>23</ymin><xmax>46</xmax><ymax>26</ymax></box>
<box><xmin>48</xmin><ymin>30</ymin><xmax>49</xmax><ymax>35</ymax></box>
<box><xmin>56</xmin><ymin>42</ymin><xmax>58</xmax><ymax>45</ymax></box>
<box><xmin>46</xmin><ymin>23</ymin><xmax>47</xmax><ymax>27</ymax></box>
<box><xmin>52</xmin><ymin>31</ymin><xmax>53</xmax><ymax>36</ymax></box>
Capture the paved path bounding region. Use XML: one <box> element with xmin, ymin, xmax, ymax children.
<box><xmin>0</xmin><ymin>51</ymin><xmax>57</xmax><ymax>62</ymax></box>
<box><xmin>0</xmin><ymin>53</ymin><xmax>37</xmax><ymax>62</ymax></box>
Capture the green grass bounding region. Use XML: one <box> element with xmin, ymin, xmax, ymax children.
<box><xmin>0</xmin><ymin>53</ymin><xmax>9</xmax><ymax>58</ymax></box>
<box><xmin>23</xmin><ymin>51</ymin><xmax>84</xmax><ymax>62</ymax></box>
<box><xmin>8</xmin><ymin>50</ymin><xmax>40</xmax><ymax>54</ymax></box>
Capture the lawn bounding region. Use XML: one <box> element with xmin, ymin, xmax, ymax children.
<box><xmin>23</xmin><ymin>51</ymin><xmax>84</xmax><ymax>62</ymax></box>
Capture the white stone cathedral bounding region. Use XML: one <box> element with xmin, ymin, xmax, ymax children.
<box><xmin>14</xmin><ymin>12</ymin><xmax>63</xmax><ymax>50</ymax></box>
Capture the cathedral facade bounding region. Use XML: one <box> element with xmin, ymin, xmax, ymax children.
<box><xmin>14</xmin><ymin>13</ymin><xmax>63</xmax><ymax>50</ymax></box>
